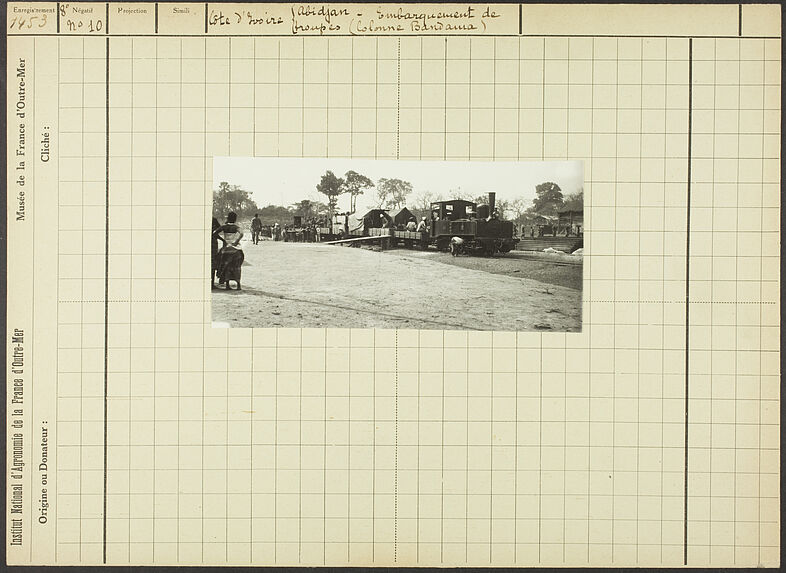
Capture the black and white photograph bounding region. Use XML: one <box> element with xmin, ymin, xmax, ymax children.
<box><xmin>211</xmin><ymin>158</ymin><xmax>584</xmax><ymax>331</ymax></box>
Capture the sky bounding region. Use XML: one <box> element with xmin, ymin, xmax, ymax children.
<box><xmin>214</xmin><ymin>157</ymin><xmax>583</xmax><ymax>213</ymax></box>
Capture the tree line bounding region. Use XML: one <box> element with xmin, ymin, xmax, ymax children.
<box><xmin>315</xmin><ymin>170</ymin><xmax>413</xmax><ymax>212</ymax></box>
<box><xmin>213</xmin><ymin>182</ymin><xmax>331</xmax><ymax>225</ymax></box>
<box><xmin>405</xmin><ymin>182</ymin><xmax>583</xmax><ymax>224</ymax></box>
<box><xmin>214</xmin><ymin>171</ymin><xmax>583</xmax><ymax>226</ymax></box>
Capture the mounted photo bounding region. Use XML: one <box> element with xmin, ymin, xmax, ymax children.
<box><xmin>211</xmin><ymin>157</ymin><xmax>584</xmax><ymax>331</ymax></box>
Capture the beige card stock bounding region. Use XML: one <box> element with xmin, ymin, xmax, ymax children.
<box><xmin>5</xmin><ymin>2</ymin><xmax>781</xmax><ymax>567</ymax></box>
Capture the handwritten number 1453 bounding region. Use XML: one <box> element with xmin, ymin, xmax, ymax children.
<box><xmin>8</xmin><ymin>14</ymin><xmax>48</xmax><ymax>30</ymax></box>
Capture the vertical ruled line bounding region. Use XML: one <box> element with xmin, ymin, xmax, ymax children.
<box><xmin>684</xmin><ymin>36</ymin><xmax>693</xmax><ymax>568</ymax></box>
<box><xmin>102</xmin><ymin>34</ymin><xmax>110</xmax><ymax>565</ymax></box>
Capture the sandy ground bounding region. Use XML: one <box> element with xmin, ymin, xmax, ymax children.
<box><xmin>212</xmin><ymin>239</ymin><xmax>582</xmax><ymax>331</ymax></box>
<box><xmin>392</xmin><ymin>248</ymin><xmax>583</xmax><ymax>291</ymax></box>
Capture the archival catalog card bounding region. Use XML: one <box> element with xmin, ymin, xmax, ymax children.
<box><xmin>5</xmin><ymin>2</ymin><xmax>780</xmax><ymax>567</ymax></box>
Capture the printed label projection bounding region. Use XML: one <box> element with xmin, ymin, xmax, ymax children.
<box><xmin>14</xmin><ymin>59</ymin><xmax>26</xmax><ymax>221</ymax></box>
<box><xmin>9</xmin><ymin>329</ymin><xmax>25</xmax><ymax>546</ymax></box>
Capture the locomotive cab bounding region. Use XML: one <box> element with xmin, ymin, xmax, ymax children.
<box><xmin>429</xmin><ymin>200</ymin><xmax>477</xmax><ymax>247</ymax></box>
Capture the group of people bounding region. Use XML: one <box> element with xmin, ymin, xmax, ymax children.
<box><xmin>211</xmin><ymin>212</ymin><xmax>244</xmax><ymax>290</ymax></box>
<box><xmin>283</xmin><ymin>225</ymin><xmax>319</xmax><ymax>242</ymax></box>
<box><xmin>380</xmin><ymin>216</ymin><xmax>429</xmax><ymax>233</ymax></box>
<box><xmin>521</xmin><ymin>224</ymin><xmax>583</xmax><ymax>238</ymax></box>
<box><xmin>283</xmin><ymin>216</ymin><xmax>326</xmax><ymax>242</ymax></box>
<box><xmin>251</xmin><ymin>214</ymin><xmax>281</xmax><ymax>243</ymax></box>
<box><xmin>252</xmin><ymin>213</ymin><xmax>330</xmax><ymax>243</ymax></box>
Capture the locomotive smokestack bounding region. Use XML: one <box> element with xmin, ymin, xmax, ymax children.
<box><xmin>488</xmin><ymin>192</ymin><xmax>496</xmax><ymax>214</ymax></box>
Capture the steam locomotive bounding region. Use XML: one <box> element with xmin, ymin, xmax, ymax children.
<box><xmin>425</xmin><ymin>192</ymin><xmax>518</xmax><ymax>255</ymax></box>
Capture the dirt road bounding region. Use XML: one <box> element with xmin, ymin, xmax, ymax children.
<box><xmin>212</xmin><ymin>240</ymin><xmax>582</xmax><ymax>331</ymax></box>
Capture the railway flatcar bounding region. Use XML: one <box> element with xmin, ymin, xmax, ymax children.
<box><xmin>353</xmin><ymin>209</ymin><xmax>391</xmax><ymax>236</ymax></box>
<box><xmin>316</xmin><ymin>212</ymin><xmax>352</xmax><ymax>241</ymax></box>
<box><xmin>390</xmin><ymin>228</ymin><xmax>429</xmax><ymax>249</ymax></box>
<box><xmin>317</xmin><ymin>210</ymin><xmax>392</xmax><ymax>241</ymax></box>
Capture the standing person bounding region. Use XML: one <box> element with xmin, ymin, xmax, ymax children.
<box><xmin>213</xmin><ymin>212</ymin><xmax>245</xmax><ymax>290</ymax></box>
<box><xmin>211</xmin><ymin>217</ymin><xmax>220</xmax><ymax>289</ymax></box>
<box><xmin>416</xmin><ymin>217</ymin><xmax>428</xmax><ymax>233</ymax></box>
<box><xmin>251</xmin><ymin>213</ymin><xmax>262</xmax><ymax>244</ymax></box>
<box><xmin>406</xmin><ymin>218</ymin><xmax>417</xmax><ymax>232</ymax></box>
